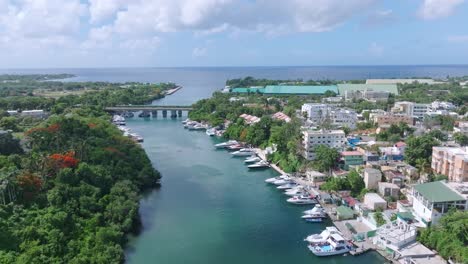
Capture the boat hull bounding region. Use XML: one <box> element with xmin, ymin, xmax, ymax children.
<box><xmin>307</xmin><ymin>245</ymin><xmax>351</xmax><ymax>256</ymax></box>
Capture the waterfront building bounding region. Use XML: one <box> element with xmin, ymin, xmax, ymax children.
<box><xmin>362</xmin><ymin>168</ymin><xmax>382</xmax><ymax>189</ymax></box>
<box><xmin>373</xmin><ymin>113</ymin><xmax>413</xmax><ymax>127</ymax></box>
<box><xmin>363</xmin><ymin>193</ymin><xmax>387</xmax><ymax>210</ymax></box>
<box><xmin>366</xmin><ymin>78</ymin><xmax>440</xmax><ymax>85</ymax></box>
<box><xmin>337</xmin><ymin>83</ymin><xmax>399</xmax><ymax>96</ymax></box>
<box><xmin>306</xmin><ymin>170</ymin><xmax>328</xmax><ymax>184</ymax></box>
<box><xmin>231</xmin><ymin>85</ymin><xmax>338</xmax><ymax>95</ymax></box>
<box><xmin>378</xmin><ymin>182</ymin><xmax>400</xmax><ymax>198</ymax></box>
<box><xmin>431</xmin><ymin>147</ymin><xmax>468</xmax><ymax>182</ymax></box>
<box><xmin>302</xmin><ymin>129</ymin><xmax>346</xmax><ymax>160</ymax></box>
<box><xmin>410</xmin><ymin>181</ymin><xmax>468</xmax><ymax>226</ymax></box>
<box><xmin>340</xmin><ymin>151</ymin><xmax>364</xmax><ymax>170</ymax></box>
<box><xmin>239</xmin><ymin>114</ymin><xmax>261</xmax><ymax>125</ymax></box>
<box><xmin>373</xmin><ymin>222</ymin><xmax>417</xmax><ymax>251</ymax></box>
<box><xmin>391</xmin><ymin>101</ymin><xmax>430</xmax><ymax>119</ymax></box>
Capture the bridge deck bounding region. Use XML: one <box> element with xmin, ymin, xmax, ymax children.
<box><xmin>105</xmin><ymin>105</ymin><xmax>193</xmax><ymax>111</ymax></box>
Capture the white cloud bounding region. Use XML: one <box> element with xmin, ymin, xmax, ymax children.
<box><xmin>447</xmin><ymin>35</ymin><xmax>468</xmax><ymax>43</ymax></box>
<box><xmin>369</xmin><ymin>42</ymin><xmax>384</xmax><ymax>56</ymax></box>
<box><xmin>192</xmin><ymin>47</ymin><xmax>207</xmax><ymax>57</ymax></box>
<box><xmin>418</xmin><ymin>0</ymin><xmax>464</xmax><ymax>20</ymax></box>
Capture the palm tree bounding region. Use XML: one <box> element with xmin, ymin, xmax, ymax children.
<box><xmin>415</xmin><ymin>158</ymin><xmax>430</xmax><ymax>182</ymax></box>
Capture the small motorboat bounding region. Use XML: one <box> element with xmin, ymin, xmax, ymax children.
<box><xmin>227</xmin><ymin>144</ymin><xmax>243</xmax><ymax>151</ymax></box>
<box><xmin>247</xmin><ymin>160</ymin><xmax>269</xmax><ymax>169</ymax></box>
<box><xmin>182</xmin><ymin>118</ymin><xmax>190</xmax><ymax>124</ymax></box>
<box><xmin>244</xmin><ymin>156</ymin><xmax>261</xmax><ymax>163</ymax></box>
<box><xmin>286</xmin><ymin>195</ymin><xmax>317</xmax><ymax>205</ymax></box>
<box><xmin>277</xmin><ymin>182</ymin><xmax>299</xmax><ymax>190</ymax></box>
<box><xmin>215</xmin><ymin>140</ymin><xmax>238</xmax><ymax>148</ymax></box>
<box><xmin>302</xmin><ymin>205</ymin><xmax>327</xmax><ymax>222</ymax></box>
<box><xmin>206</xmin><ymin>128</ymin><xmax>216</xmax><ymax>136</ymax></box>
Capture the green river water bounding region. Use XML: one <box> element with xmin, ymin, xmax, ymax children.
<box><xmin>125</xmin><ymin>117</ymin><xmax>387</xmax><ymax>264</ymax></box>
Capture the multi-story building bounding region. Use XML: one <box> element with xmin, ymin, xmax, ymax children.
<box><xmin>301</xmin><ymin>103</ymin><xmax>357</xmax><ymax>129</ymax></box>
<box><xmin>362</xmin><ymin>168</ymin><xmax>382</xmax><ymax>189</ymax></box>
<box><xmin>392</xmin><ymin>101</ymin><xmax>430</xmax><ymax>118</ymax></box>
<box><xmin>302</xmin><ymin>129</ymin><xmax>346</xmax><ymax>160</ymax></box>
<box><xmin>410</xmin><ymin>181</ymin><xmax>467</xmax><ymax>226</ymax></box>
<box><xmin>430</xmin><ymin>100</ymin><xmax>456</xmax><ymax>111</ymax></box>
<box><xmin>431</xmin><ymin>147</ymin><xmax>468</xmax><ymax>182</ymax></box>
<box><xmin>373</xmin><ymin>113</ymin><xmax>413</xmax><ymax>127</ymax></box>
<box><xmin>340</xmin><ymin>151</ymin><xmax>364</xmax><ymax>170</ymax></box>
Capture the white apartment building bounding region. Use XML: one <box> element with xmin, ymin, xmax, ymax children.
<box><xmin>410</xmin><ymin>181</ymin><xmax>467</xmax><ymax>227</ymax></box>
<box><xmin>392</xmin><ymin>101</ymin><xmax>430</xmax><ymax>119</ymax></box>
<box><xmin>302</xmin><ymin>129</ymin><xmax>346</xmax><ymax>160</ymax></box>
<box><xmin>431</xmin><ymin>100</ymin><xmax>456</xmax><ymax>110</ymax></box>
<box><xmin>301</xmin><ymin>103</ymin><xmax>357</xmax><ymax>129</ymax></box>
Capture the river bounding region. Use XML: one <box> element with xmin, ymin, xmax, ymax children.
<box><xmin>124</xmin><ymin>117</ymin><xmax>387</xmax><ymax>264</ymax></box>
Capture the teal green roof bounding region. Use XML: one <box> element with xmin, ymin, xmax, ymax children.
<box><xmin>231</xmin><ymin>87</ymin><xmax>265</xmax><ymax>93</ymax></box>
<box><xmin>337</xmin><ymin>84</ymin><xmax>399</xmax><ymax>95</ymax></box>
<box><xmin>264</xmin><ymin>85</ymin><xmax>338</xmax><ymax>94</ymax></box>
<box><xmin>336</xmin><ymin>205</ymin><xmax>355</xmax><ymax>218</ymax></box>
<box><xmin>414</xmin><ymin>181</ymin><xmax>465</xmax><ymax>203</ymax></box>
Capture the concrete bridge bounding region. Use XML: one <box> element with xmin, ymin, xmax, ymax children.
<box><xmin>105</xmin><ymin>105</ymin><xmax>193</xmax><ymax>118</ymax></box>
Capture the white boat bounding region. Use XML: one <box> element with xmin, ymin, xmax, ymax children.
<box><xmin>247</xmin><ymin>160</ymin><xmax>269</xmax><ymax>169</ymax></box>
<box><xmin>277</xmin><ymin>182</ymin><xmax>299</xmax><ymax>190</ymax></box>
<box><xmin>284</xmin><ymin>186</ymin><xmax>307</xmax><ymax>195</ymax></box>
<box><xmin>286</xmin><ymin>195</ymin><xmax>317</xmax><ymax>205</ymax></box>
<box><xmin>206</xmin><ymin>128</ymin><xmax>216</xmax><ymax>136</ymax></box>
<box><xmin>232</xmin><ymin>148</ymin><xmax>255</xmax><ymax>157</ymax></box>
<box><xmin>215</xmin><ymin>140</ymin><xmax>238</xmax><ymax>148</ymax></box>
<box><xmin>190</xmin><ymin>124</ymin><xmax>206</xmax><ymax>131</ymax></box>
<box><xmin>302</xmin><ymin>205</ymin><xmax>327</xmax><ymax>221</ymax></box>
<box><xmin>304</xmin><ymin>227</ymin><xmax>341</xmax><ymax>244</ymax></box>
<box><xmin>273</xmin><ymin>178</ymin><xmax>294</xmax><ymax>185</ymax></box>
<box><xmin>303</xmin><ymin>204</ymin><xmax>326</xmax><ymax>217</ymax></box>
<box><xmin>264</xmin><ymin>174</ymin><xmax>289</xmax><ymax>183</ymax></box>
<box><xmin>182</xmin><ymin>119</ymin><xmax>190</xmax><ymax>124</ymax></box>
<box><xmin>307</xmin><ymin>233</ymin><xmax>353</xmax><ymax>256</ymax></box>
<box><xmin>244</xmin><ymin>156</ymin><xmax>261</xmax><ymax>163</ymax></box>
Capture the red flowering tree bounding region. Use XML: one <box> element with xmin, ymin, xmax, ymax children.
<box><xmin>48</xmin><ymin>151</ymin><xmax>80</xmax><ymax>175</ymax></box>
<box><xmin>17</xmin><ymin>172</ymin><xmax>43</xmax><ymax>200</ymax></box>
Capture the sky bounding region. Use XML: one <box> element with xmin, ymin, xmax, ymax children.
<box><xmin>1</xmin><ymin>0</ymin><xmax>468</xmax><ymax>68</ymax></box>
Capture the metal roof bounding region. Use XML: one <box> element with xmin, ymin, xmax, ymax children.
<box><xmin>414</xmin><ymin>181</ymin><xmax>465</xmax><ymax>203</ymax></box>
<box><xmin>264</xmin><ymin>85</ymin><xmax>338</xmax><ymax>94</ymax></box>
<box><xmin>337</xmin><ymin>83</ymin><xmax>399</xmax><ymax>95</ymax></box>
<box><xmin>231</xmin><ymin>87</ymin><xmax>265</xmax><ymax>93</ymax></box>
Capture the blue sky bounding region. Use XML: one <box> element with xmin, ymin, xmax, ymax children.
<box><xmin>1</xmin><ymin>0</ymin><xmax>468</xmax><ymax>68</ymax></box>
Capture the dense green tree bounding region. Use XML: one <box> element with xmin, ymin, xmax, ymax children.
<box><xmin>314</xmin><ymin>145</ymin><xmax>340</xmax><ymax>174</ymax></box>
<box><xmin>405</xmin><ymin>135</ymin><xmax>438</xmax><ymax>166</ymax></box>
<box><xmin>454</xmin><ymin>132</ymin><xmax>468</xmax><ymax>146</ymax></box>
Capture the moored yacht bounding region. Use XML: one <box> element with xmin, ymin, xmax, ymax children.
<box><xmin>214</xmin><ymin>140</ymin><xmax>238</xmax><ymax>148</ymax></box>
<box><xmin>227</xmin><ymin>144</ymin><xmax>243</xmax><ymax>151</ymax></box>
<box><xmin>272</xmin><ymin>178</ymin><xmax>294</xmax><ymax>185</ymax></box>
<box><xmin>244</xmin><ymin>156</ymin><xmax>261</xmax><ymax>163</ymax></box>
<box><xmin>231</xmin><ymin>148</ymin><xmax>255</xmax><ymax>157</ymax></box>
<box><xmin>277</xmin><ymin>182</ymin><xmax>299</xmax><ymax>190</ymax></box>
<box><xmin>302</xmin><ymin>204</ymin><xmax>327</xmax><ymax>222</ymax></box>
<box><xmin>307</xmin><ymin>233</ymin><xmax>353</xmax><ymax>256</ymax></box>
<box><xmin>286</xmin><ymin>195</ymin><xmax>317</xmax><ymax>205</ymax></box>
<box><xmin>304</xmin><ymin>227</ymin><xmax>341</xmax><ymax>244</ymax></box>
<box><xmin>264</xmin><ymin>174</ymin><xmax>289</xmax><ymax>183</ymax></box>
<box><xmin>247</xmin><ymin>160</ymin><xmax>269</xmax><ymax>169</ymax></box>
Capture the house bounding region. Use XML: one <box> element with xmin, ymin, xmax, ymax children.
<box><xmin>340</xmin><ymin>151</ymin><xmax>364</xmax><ymax>170</ymax></box>
<box><xmin>271</xmin><ymin>112</ymin><xmax>291</xmax><ymax>123</ymax></box>
<box><xmin>362</xmin><ymin>168</ymin><xmax>382</xmax><ymax>189</ymax></box>
<box><xmin>342</xmin><ymin>196</ymin><xmax>358</xmax><ymax>207</ymax></box>
<box><xmin>302</xmin><ymin>129</ymin><xmax>346</xmax><ymax>160</ymax></box>
<box><xmin>454</xmin><ymin>121</ymin><xmax>468</xmax><ymax>135</ymax></box>
<box><xmin>383</xmin><ymin>170</ymin><xmax>404</xmax><ymax>187</ymax></box>
<box><xmin>239</xmin><ymin>114</ymin><xmax>261</xmax><ymax>124</ymax></box>
<box><xmin>431</xmin><ymin>146</ymin><xmax>468</xmax><ymax>183</ymax></box>
<box><xmin>378</xmin><ymin>182</ymin><xmax>400</xmax><ymax>199</ymax></box>
<box><xmin>306</xmin><ymin>170</ymin><xmax>328</xmax><ymax>185</ymax></box>
<box><xmin>364</xmin><ymin>193</ymin><xmax>387</xmax><ymax>210</ymax></box>
<box><xmin>410</xmin><ymin>181</ymin><xmax>468</xmax><ymax>227</ymax></box>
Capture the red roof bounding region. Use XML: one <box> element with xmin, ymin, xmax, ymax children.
<box><xmin>341</xmin><ymin>151</ymin><xmax>363</xmax><ymax>156</ymax></box>
<box><xmin>395</xmin><ymin>141</ymin><xmax>406</xmax><ymax>147</ymax></box>
<box><xmin>343</xmin><ymin>196</ymin><xmax>358</xmax><ymax>206</ymax></box>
